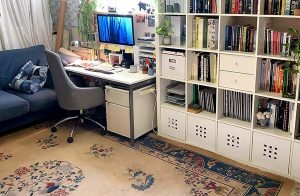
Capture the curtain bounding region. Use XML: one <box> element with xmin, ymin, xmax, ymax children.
<box><xmin>0</xmin><ymin>0</ymin><xmax>52</xmax><ymax>50</ymax></box>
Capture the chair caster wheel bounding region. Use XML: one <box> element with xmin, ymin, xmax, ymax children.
<box><xmin>67</xmin><ymin>137</ymin><xmax>74</xmax><ymax>143</ymax></box>
<box><xmin>51</xmin><ymin>127</ymin><xmax>57</xmax><ymax>133</ymax></box>
<box><xmin>100</xmin><ymin>129</ymin><xmax>107</xmax><ymax>135</ymax></box>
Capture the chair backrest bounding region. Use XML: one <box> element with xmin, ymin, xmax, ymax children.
<box><xmin>44</xmin><ymin>50</ymin><xmax>78</xmax><ymax>109</ymax></box>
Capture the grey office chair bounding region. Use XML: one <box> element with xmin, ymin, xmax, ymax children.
<box><xmin>45</xmin><ymin>50</ymin><xmax>106</xmax><ymax>143</ymax></box>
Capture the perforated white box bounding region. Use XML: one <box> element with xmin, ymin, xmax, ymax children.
<box><xmin>160</xmin><ymin>107</ymin><xmax>186</xmax><ymax>140</ymax></box>
<box><xmin>187</xmin><ymin>114</ymin><xmax>216</xmax><ymax>151</ymax></box>
<box><xmin>217</xmin><ymin>122</ymin><xmax>251</xmax><ymax>162</ymax></box>
<box><xmin>252</xmin><ymin>132</ymin><xmax>291</xmax><ymax>174</ymax></box>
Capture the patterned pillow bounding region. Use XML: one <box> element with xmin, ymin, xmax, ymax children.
<box><xmin>9</xmin><ymin>61</ymin><xmax>48</xmax><ymax>94</ymax></box>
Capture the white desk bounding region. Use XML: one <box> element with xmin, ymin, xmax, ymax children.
<box><xmin>65</xmin><ymin>66</ymin><xmax>156</xmax><ymax>145</ymax></box>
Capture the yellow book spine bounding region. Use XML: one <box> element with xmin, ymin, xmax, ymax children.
<box><xmin>281</xmin><ymin>0</ymin><xmax>286</xmax><ymax>15</ymax></box>
<box><xmin>195</xmin><ymin>17</ymin><xmax>199</xmax><ymax>48</ymax></box>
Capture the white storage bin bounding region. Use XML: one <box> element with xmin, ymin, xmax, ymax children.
<box><xmin>291</xmin><ymin>142</ymin><xmax>300</xmax><ymax>179</ymax></box>
<box><xmin>217</xmin><ymin>122</ymin><xmax>251</xmax><ymax>162</ymax></box>
<box><xmin>252</xmin><ymin>132</ymin><xmax>291</xmax><ymax>174</ymax></box>
<box><xmin>187</xmin><ymin>114</ymin><xmax>216</xmax><ymax>151</ymax></box>
<box><xmin>162</xmin><ymin>51</ymin><xmax>186</xmax><ymax>80</ymax></box>
<box><xmin>160</xmin><ymin>107</ymin><xmax>186</xmax><ymax>140</ymax></box>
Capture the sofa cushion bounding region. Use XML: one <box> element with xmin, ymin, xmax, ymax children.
<box><xmin>0</xmin><ymin>90</ymin><xmax>29</xmax><ymax>121</ymax></box>
<box><xmin>9</xmin><ymin>61</ymin><xmax>48</xmax><ymax>93</ymax></box>
<box><xmin>0</xmin><ymin>45</ymin><xmax>48</xmax><ymax>89</ymax></box>
<box><xmin>6</xmin><ymin>88</ymin><xmax>58</xmax><ymax>112</ymax></box>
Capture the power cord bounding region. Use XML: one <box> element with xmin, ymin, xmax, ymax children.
<box><xmin>151</xmin><ymin>88</ymin><xmax>157</xmax><ymax>134</ymax></box>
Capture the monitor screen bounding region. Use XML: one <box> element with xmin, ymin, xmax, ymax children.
<box><xmin>97</xmin><ymin>14</ymin><xmax>135</xmax><ymax>46</ymax></box>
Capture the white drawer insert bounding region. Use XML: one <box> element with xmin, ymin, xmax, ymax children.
<box><xmin>219</xmin><ymin>71</ymin><xmax>255</xmax><ymax>92</ymax></box>
<box><xmin>220</xmin><ymin>54</ymin><xmax>256</xmax><ymax>74</ymax></box>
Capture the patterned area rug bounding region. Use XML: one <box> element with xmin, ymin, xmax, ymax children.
<box><xmin>0</xmin><ymin>122</ymin><xmax>285</xmax><ymax>195</ymax></box>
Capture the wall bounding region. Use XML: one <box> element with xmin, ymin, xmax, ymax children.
<box><xmin>49</xmin><ymin>0</ymin><xmax>79</xmax><ymax>29</ymax></box>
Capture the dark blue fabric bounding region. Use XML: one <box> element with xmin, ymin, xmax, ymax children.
<box><xmin>6</xmin><ymin>88</ymin><xmax>58</xmax><ymax>112</ymax></box>
<box><xmin>0</xmin><ymin>90</ymin><xmax>29</xmax><ymax>121</ymax></box>
<box><xmin>0</xmin><ymin>45</ymin><xmax>48</xmax><ymax>89</ymax></box>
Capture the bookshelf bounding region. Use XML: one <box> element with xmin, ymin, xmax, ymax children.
<box><xmin>156</xmin><ymin>0</ymin><xmax>300</xmax><ymax>181</ymax></box>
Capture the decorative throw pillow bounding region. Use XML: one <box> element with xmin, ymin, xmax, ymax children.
<box><xmin>9</xmin><ymin>61</ymin><xmax>48</xmax><ymax>94</ymax></box>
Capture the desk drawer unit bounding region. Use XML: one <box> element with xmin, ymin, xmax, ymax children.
<box><xmin>220</xmin><ymin>54</ymin><xmax>256</xmax><ymax>74</ymax></box>
<box><xmin>219</xmin><ymin>71</ymin><xmax>255</xmax><ymax>92</ymax></box>
<box><xmin>161</xmin><ymin>107</ymin><xmax>186</xmax><ymax>140</ymax></box>
<box><xmin>105</xmin><ymin>86</ymin><xmax>129</xmax><ymax>107</ymax></box>
<box><xmin>217</xmin><ymin>122</ymin><xmax>251</xmax><ymax>162</ymax></box>
<box><xmin>291</xmin><ymin>142</ymin><xmax>300</xmax><ymax>179</ymax></box>
<box><xmin>162</xmin><ymin>53</ymin><xmax>186</xmax><ymax>80</ymax></box>
<box><xmin>187</xmin><ymin>114</ymin><xmax>216</xmax><ymax>151</ymax></box>
<box><xmin>106</xmin><ymin>102</ymin><xmax>130</xmax><ymax>138</ymax></box>
<box><xmin>252</xmin><ymin>132</ymin><xmax>291</xmax><ymax>174</ymax></box>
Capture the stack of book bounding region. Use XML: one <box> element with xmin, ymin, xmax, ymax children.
<box><xmin>225</xmin><ymin>25</ymin><xmax>256</xmax><ymax>52</ymax></box>
<box><xmin>257</xmin><ymin>98</ymin><xmax>294</xmax><ymax>132</ymax></box>
<box><xmin>260</xmin><ymin>59</ymin><xmax>297</xmax><ymax>99</ymax></box>
<box><xmin>190</xmin><ymin>52</ymin><xmax>218</xmax><ymax>83</ymax></box>
<box><xmin>225</xmin><ymin>0</ymin><xmax>259</xmax><ymax>14</ymax></box>
<box><xmin>264</xmin><ymin>0</ymin><xmax>299</xmax><ymax>15</ymax></box>
<box><xmin>198</xmin><ymin>87</ymin><xmax>216</xmax><ymax>113</ymax></box>
<box><xmin>223</xmin><ymin>90</ymin><xmax>253</xmax><ymax>122</ymax></box>
<box><xmin>166</xmin><ymin>83</ymin><xmax>185</xmax><ymax>106</ymax></box>
<box><xmin>264</xmin><ymin>28</ymin><xmax>294</xmax><ymax>57</ymax></box>
<box><xmin>189</xmin><ymin>0</ymin><xmax>218</xmax><ymax>13</ymax></box>
<box><xmin>192</xmin><ymin>17</ymin><xmax>219</xmax><ymax>49</ymax></box>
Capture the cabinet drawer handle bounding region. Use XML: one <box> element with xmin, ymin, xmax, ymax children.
<box><xmin>235</xmin><ymin>62</ymin><xmax>238</xmax><ymax>66</ymax></box>
<box><xmin>234</xmin><ymin>79</ymin><xmax>238</xmax><ymax>83</ymax></box>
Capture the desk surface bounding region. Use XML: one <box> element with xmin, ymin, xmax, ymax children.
<box><xmin>65</xmin><ymin>66</ymin><xmax>156</xmax><ymax>85</ymax></box>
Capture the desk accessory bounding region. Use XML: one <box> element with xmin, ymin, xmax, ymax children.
<box><xmin>173</xmin><ymin>3</ymin><xmax>180</xmax><ymax>12</ymax></box>
<box><xmin>129</xmin><ymin>65</ymin><xmax>138</xmax><ymax>73</ymax></box>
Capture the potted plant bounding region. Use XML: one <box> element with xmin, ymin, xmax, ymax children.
<box><xmin>156</xmin><ymin>17</ymin><xmax>174</xmax><ymax>45</ymax></box>
<box><xmin>78</xmin><ymin>0</ymin><xmax>97</xmax><ymax>47</ymax></box>
<box><xmin>294</xmin><ymin>1</ymin><xmax>300</xmax><ymax>16</ymax></box>
<box><xmin>283</xmin><ymin>27</ymin><xmax>300</xmax><ymax>98</ymax></box>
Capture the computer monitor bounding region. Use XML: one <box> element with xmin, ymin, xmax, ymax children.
<box><xmin>97</xmin><ymin>14</ymin><xmax>135</xmax><ymax>46</ymax></box>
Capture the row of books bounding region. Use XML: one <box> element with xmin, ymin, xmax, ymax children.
<box><xmin>260</xmin><ymin>59</ymin><xmax>297</xmax><ymax>98</ymax></box>
<box><xmin>189</xmin><ymin>0</ymin><xmax>218</xmax><ymax>13</ymax></box>
<box><xmin>264</xmin><ymin>0</ymin><xmax>299</xmax><ymax>15</ymax></box>
<box><xmin>264</xmin><ymin>28</ymin><xmax>294</xmax><ymax>57</ymax></box>
<box><xmin>190</xmin><ymin>52</ymin><xmax>218</xmax><ymax>83</ymax></box>
<box><xmin>192</xmin><ymin>17</ymin><xmax>219</xmax><ymax>49</ymax></box>
<box><xmin>257</xmin><ymin>98</ymin><xmax>294</xmax><ymax>132</ymax></box>
<box><xmin>223</xmin><ymin>90</ymin><xmax>253</xmax><ymax>122</ymax></box>
<box><xmin>198</xmin><ymin>87</ymin><xmax>216</xmax><ymax>113</ymax></box>
<box><xmin>225</xmin><ymin>0</ymin><xmax>258</xmax><ymax>14</ymax></box>
<box><xmin>225</xmin><ymin>25</ymin><xmax>256</xmax><ymax>52</ymax></box>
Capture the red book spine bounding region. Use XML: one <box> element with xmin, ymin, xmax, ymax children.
<box><xmin>235</xmin><ymin>0</ymin><xmax>239</xmax><ymax>14</ymax></box>
<box><xmin>232</xmin><ymin>0</ymin><xmax>236</xmax><ymax>14</ymax></box>
<box><xmin>277</xmin><ymin>31</ymin><xmax>280</xmax><ymax>55</ymax></box>
<box><xmin>273</xmin><ymin>31</ymin><xmax>277</xmax><ymax>55</ymax></box>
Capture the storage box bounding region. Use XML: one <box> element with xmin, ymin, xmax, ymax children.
<box><xmin>160</xmin><ymin>107</ymin><xmax>186</xmax><ymax>140</ymax></box>
<box><xmin>217</xmin><ymin>122</ymin><xmax>251</xmax><ymax>162</ymax></box>
<box><xmin>162</xmin><ymin>51</ymin><xmax>186</xmax><ymax>80</ymax></box>
<box><xmin>252</xmin><ymin>132</ymin><xmax>291</xmax><ymax>174</ymax></box>
<box><xmin>187</xmin><ymin>114</ymin><xmax>216</xmax><ymax>151</ymax></box>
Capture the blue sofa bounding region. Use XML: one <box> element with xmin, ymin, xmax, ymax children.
<box><xmin>0</xmin><ymin>45</ymin><xmax>62</xmax><ymax>133</ymax></box>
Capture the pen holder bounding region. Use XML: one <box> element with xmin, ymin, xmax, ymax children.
<box><xmin>173</xmin><ymin>3</ymin><xmax>180</xmax><ymax>12</ymax></box>
<box><xmin>166</xmin><ymin>5</ymin><xmax>173</xmax><ymax>12</ymax></box>
<box><xmin>148</xmin><ymin>68</ymin><xmax>154</xmax><ymax>76</ymax></box>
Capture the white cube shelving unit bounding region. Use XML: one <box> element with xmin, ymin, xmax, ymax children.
<box><xmin>156</xmin><ymin>0</ymin><xmax>300</xmax><ymax>181</ymax></box>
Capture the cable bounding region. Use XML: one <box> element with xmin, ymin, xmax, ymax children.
<box><xmin>151</xmin><ymin>89</ymin><xmax>157</xmax><ymax>134</ymax></box>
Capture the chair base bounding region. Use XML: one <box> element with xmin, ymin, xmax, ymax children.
<box><xmin>51</xmin><ymin>113</ymin><xmax>107</xmax><ymax>143</ymax></box>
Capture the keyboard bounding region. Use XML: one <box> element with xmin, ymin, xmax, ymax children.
<box><xmin>85</xmin><ymin>63</ymin><xmax>114</xmax><ymax>74</ymax></box>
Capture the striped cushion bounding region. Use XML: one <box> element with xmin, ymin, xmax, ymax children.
<box><xmin>9</xmin><ymin>61</ymin><xmax>48</xmax><ymax>94</ymax></box>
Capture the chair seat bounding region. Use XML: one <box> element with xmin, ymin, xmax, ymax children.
<box><xmin>6</xmin><ymin>88</ymin><xmax>58</xmax><ymax>112</ymax></box>
<box><xmin>0</xmin><ymin>90</ymin><xmax>29</xmax><ymax>121</ymax></box>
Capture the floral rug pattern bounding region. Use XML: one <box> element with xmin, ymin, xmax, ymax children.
<box><xmin>0</xmin><ymin>153</ymin><xmax>12</xmax><ymax>162</ymax></box>
<box><xmin>37</xmin><ymin>134</ymin><xmax>59</xmax><ymax>150</ymax></box>
<box><xmin>107</xmin><ymin>134</ymin><xmax>283</xmax><ymax>195</ymax></box>
<box><xmin>127</xmin><ymin>168</ymin><xmax>154</xmax><ymax>191</ymax></box>
<box><xmin>87</xmin><ymin>144</ymin><xmax>114</xmax><ymax>158</ymax></box>
<box><xmin>0</xmin><ymin>160</ymin><xmax>84</xmax><ymax>195</ymax></box>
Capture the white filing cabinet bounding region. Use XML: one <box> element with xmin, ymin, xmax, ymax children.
<box><xmin>105</xmin><ymin>85</ymin><xmax>156</xmax><ymax>139</ymax></box>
